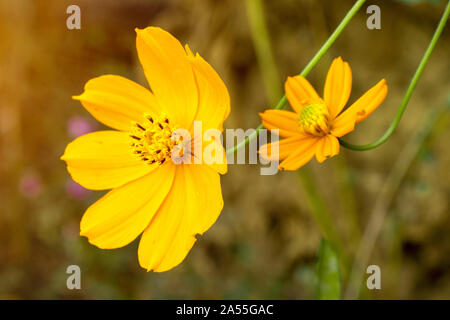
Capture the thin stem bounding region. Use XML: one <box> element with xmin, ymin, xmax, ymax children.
<box><xmin>340</xmin><ymin>0</ymin><xmax>450</xmax><ymax>151</ymax></box>
<box><xmin>226</xmin><ymin>0</ymin><xmax>367</xmax><ymax>156</ymax></box>
<box><xmin>332</xmin><ymin>154</ymin><xmax>361</xmax><ymax>247</ymax></box>
<box><xmin>297</xmin><ymin>170</ymin><xmax>349</xmax><ymax>277</ymax></box>
<box><xmin>243</xmin><ymin>0</ymin><xmax>351</xmax><ymax>276</ymax></box>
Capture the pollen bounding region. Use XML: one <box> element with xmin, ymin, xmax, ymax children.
<box><xmin>298</xmin><ymin>103</ymin><xmax>330</xmax><ymax>136</ymax></box>
<box><xmin>130</xmin><ymin>114</ymin><xmax>182</xmax><ymax>165</ymax></box>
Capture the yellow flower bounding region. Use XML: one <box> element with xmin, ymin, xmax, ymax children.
<box><xmin>61</xmin><ymin>27</ymin><xmax>230</xmax><ymax>272</ymax></box>
<box><xmin>259</xmin><ymin>57</ymin><xmax>388</xmax><ymax>170</ymax></box>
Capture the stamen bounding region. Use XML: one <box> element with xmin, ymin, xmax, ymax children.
<box><xmin>129</xmin><ymin>114</ymin><xmax>184</xmax><ymax>166</ymax></box>
<box><xmin>298</xmin><ymin>103</ymin><xmax>330</xmax><ymax>137</ymax></box>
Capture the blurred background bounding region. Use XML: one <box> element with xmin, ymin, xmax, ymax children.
<box><xmin>0</xmin><ymin>0</ymin><xmax>448</xmax><ymax>299</ymax></box>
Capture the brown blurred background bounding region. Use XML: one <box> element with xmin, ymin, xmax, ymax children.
<box><xmin>0</xmin><ymin>0</ymin><xmax>448</xmax><ymax>299</ymax></box>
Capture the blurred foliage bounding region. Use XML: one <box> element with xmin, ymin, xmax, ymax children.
<box><xmin>0</xmin><ymin>0</ymin><xmax>448</xmax><ymax>299</ymax></box>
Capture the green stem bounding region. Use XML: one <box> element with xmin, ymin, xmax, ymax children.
<box><xmin>243</xmin><ymin>0</ymin><xmax>352</xmax><ymax>277</ymax></box>
<box><xmin>297</xmin><ymin>169</ymin><xmax>349</xmax><ymax>277</ymax></box>
<box><xmin>226</xmin><ymin>0</ymin><xmax>367</xmax><ymax>156</ymax></box>
<box><xmin>332</xmin><ymin>154</ymin><xmax>361</xmax><ymax>247</ymax></box>
<box><xmin>340</xmin><ymin>0</ymin><xmax>450</xmax><ymax>151</ymax></box>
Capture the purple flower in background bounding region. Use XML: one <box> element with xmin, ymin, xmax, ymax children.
<box><xmin>66</xmin><ymin>179</ymin><xmax>89</xmax><ymax>199</ymax></box>
<box><xmin>19</xmin><ymin>172</ymin><xmax>42</xmax><ymax>198</ymax></box>
<box><xmin>67</xmin><ymin>116</ymin><xmax>95</xmax><ymax>138</ymax></box>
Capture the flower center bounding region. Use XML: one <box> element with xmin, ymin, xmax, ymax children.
<box><xmin>298</xmin><ymin>103</ymin><xmax>330</xmax><ymax>136</ymax></box>
<box><xmin>130</xmin><ymin>114</ymin><xmax>182</xmax><ymax>165</ymax></box>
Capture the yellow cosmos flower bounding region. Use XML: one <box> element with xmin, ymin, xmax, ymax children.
<box><xmin>61</xmin><ymin>27</ymin><xmax>230</xmax><ymax>272</ymax></box>
<box><xmin>259</xmin><ymin>57</ymin><xmax>388</xmax><ymax>170</ymax></box>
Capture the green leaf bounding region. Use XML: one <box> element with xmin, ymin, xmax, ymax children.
<box><xmin>314</xmin><ymin>239</ymin><xmax>342</xmax><ymax>300</ymax></box>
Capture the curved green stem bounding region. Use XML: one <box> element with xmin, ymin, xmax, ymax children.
<box><xmin>226</xmin><ymin>0</ymin><xmax>367</xmax><ymax>155</ymax></box>
<box><xmin>340</xmin><ymin>0</ymin><xmax>450</xmax><ymax>151</ymax></box>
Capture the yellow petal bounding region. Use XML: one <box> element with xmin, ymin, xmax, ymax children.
<box><xmin>330</xmin><ymin>112</ymin><xmax>357</xmax><ymax>137</ymax></box>
<box><xmin>202</xmin><ymin>138</ymin><xmax>228</xmax><ymax>175</ymax></box>
<box><xmin>323</xmin><ymin>57</ymin><xmax>352</xmax><ymax>119</ymax></box>
<box><xmin>80</xmin><ymin>163</ymin><xmax>175</xmax><ymax>249</ymax></box>
<box><xmin>279</xmin><ymin>136</ymin><xmax>319</xmax><ymax>170</ymax></box>
<box><xmin>259</xmin><ymin>134</ymin><xmax>311</xmax><ymax>161</ymax></box>
<box><xmin>335</xmin><ymin>79</ymin><xmax>388</xmax><ymax>126</ymax></box>
<box><xmin>186</xmin><ymin>46</ymin><xmax>230</xmax><ymax>131</ymax></box>
<box><xmin>315</xmin><ymin>135</ymin><xmax>340</xmax><ymax>163</ymax></box>
<box><xmin>285</xmin><ymin>75</ymin><xmax>321</xmax><ymax>114</ymax></box>
<box><xmin>136</xmin><ymin>27</ymin><xmax>198</xmax><ymax>129</ymax></box>
<box><xmin>73</xmin><ymin>75</ymin><xmax>159</xmax><ymax>131</ymax></box>
<box><xmin>183</xmin><ymin>164</ymin><xmax>224</xmax><ymax>235</ymax></box>
<box><xmin>138</xmin><ymin>164</ymin><xmax>223</xmax><ymax>272</ymax></box>
<box><xmin>259</xmin><ymin>110</ymin><xmax>301</xmax><ymax>137</ymax></box>
<box><xmin>61</xmin><ymin>131</ymin><xmax>155</xmax><ymax>190</ymax></box>
<box><xmin>189</xmin><ymin>131</ymin><xmax>227</xmax><ymax>174</ymax></box>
